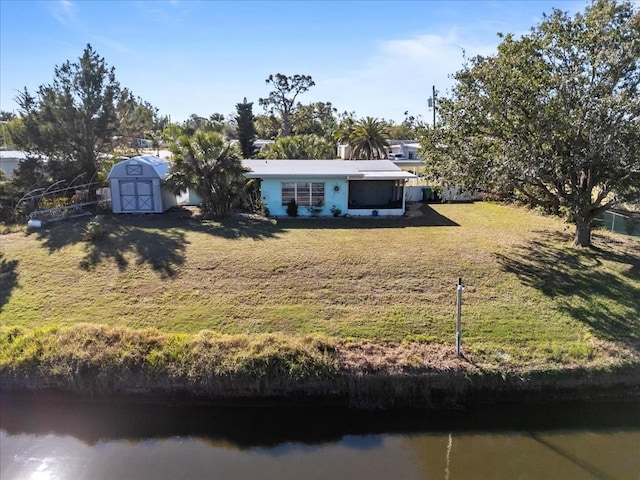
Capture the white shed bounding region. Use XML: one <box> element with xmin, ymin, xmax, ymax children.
<box><xmin>107</xmin><ymin>156</ymin><xmax>177</xmax><ymax>213</ymax></box>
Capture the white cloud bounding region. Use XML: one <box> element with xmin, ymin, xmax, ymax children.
<box><xmin>50</xmin><ymin>0</ymin><xmax>78</xmax><ymax>27</ymax></box>
<box><xmin>314</xmin><ymin>32</ymin><xmax>499</xmax><ymax>122</ymax></box>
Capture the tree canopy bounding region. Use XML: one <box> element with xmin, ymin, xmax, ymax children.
<box><xmin>260</xmin><ymin>134</ymin><xmax>335</xmax><ymax>160</ymax></box>
<box><xmin>259</xmin><ymin>74</ymin><xmax>315</xmax><ymax>137</ymax></box>
<box><xmin>346</xmin><ymin>117</ymin><xmax>390</xmax><ymax>160</ymax></box>
<box><xmin>115</xmin><ymin>88</ymin><xmax>156</xmax><ymax>153</ymax></box>
<box><xmin>292</xmin><ymin>101</ymin><xmax>338</xmax><ymax>140</ymax></box>
<box><xmin>235</xmin><ymin>98</ymin><xmax>256</xmax><ymax>158</ymax></box>
<box><xmin>16</xmin><ymin>44</ymin><xmax>122</xmax><ymax>195</ymax></box>
<box><xmin>419</xmin><ymin>0</ymin><xmax>640</xmax><ymax>247</ymax></box>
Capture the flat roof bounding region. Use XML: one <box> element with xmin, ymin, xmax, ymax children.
<box><xmin>0</xmin><ymin>150</ymin><xmax>29</xmax><ymax>160</ymax></box>
<box><xmin>242</xmin><ymin>159</ymin><xmax>416</xmax><ymax>180</ymax></box>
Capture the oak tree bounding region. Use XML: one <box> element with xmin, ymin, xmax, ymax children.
<box><xmin>419</xmin><ymin>0</ymin><xmax>640</xmax><ymax>247</ymax></box>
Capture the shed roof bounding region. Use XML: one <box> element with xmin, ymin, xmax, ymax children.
<box><xmin>242</xmin><ymin>159</ymin><xmax>416</xmax><ymax>180</ymax></box>
<box><xmin>108</xmin><ymin>155</ymin><xmax>170</xmax><ymax>179</ymax></box>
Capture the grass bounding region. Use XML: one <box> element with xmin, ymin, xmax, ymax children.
<box><xmin>1</xmin><ymin>202</ymin><xmax>639</xmax><ymax>372</ymax></box>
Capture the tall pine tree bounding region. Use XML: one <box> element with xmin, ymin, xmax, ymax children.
<box><xmin>235</xmin><ymin>98</ymin><xmax>256</xmax><ymax>158</ymax></box>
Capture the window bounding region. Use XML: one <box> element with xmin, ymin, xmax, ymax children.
<box><xmin>281</xmin><ymin>182</ymin><xmax>325</xmax><ymax>206</ymax></box>
<box><xmin>126</xmin><ymin>164</ymin><xmax>142</xmax><ymax>176</ymax></box>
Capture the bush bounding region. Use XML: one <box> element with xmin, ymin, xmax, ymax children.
<box><xmin>308</xmin><ymin>205</ymin><xmax>322</xmax><ymax>217</ymax></box>
<box><xmin>286</xmin><ymin>199</ymin><xmax>298</xmax><ymax>217</ymax></box>
<box><xmin>39</xmin><ymin>197</ymin><xmax>72</xmax><ymax>210</ymax></box>
<box><xmin>83</xmin><ymin>215</ymin><xmax>105</xmax><ymax>242</ymax></box>
<box><xmin>330</xmin><ymin>205</ymin><xmax>342</xmax><ymax>217</ymax></box>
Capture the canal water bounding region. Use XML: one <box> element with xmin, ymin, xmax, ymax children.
<box><xmin>1</xmin><ymin>395</ymin><xmax>638</xmax><ymax>480</ymax></box>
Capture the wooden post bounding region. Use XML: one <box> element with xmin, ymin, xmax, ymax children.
<box><xmin>456</xmin><ymin>277</ymin><xmax>463</xmax><ymax>357</ymax></box>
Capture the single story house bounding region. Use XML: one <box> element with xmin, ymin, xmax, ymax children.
<box><xmin>107</xmin><ymin>156</ymin><xmax>177</xmax><ymax>213</ymax></box>
<box><xmin>243</xmin><ymin>159</ymin><xmax>416</xmax><ymax>217</ymax></box>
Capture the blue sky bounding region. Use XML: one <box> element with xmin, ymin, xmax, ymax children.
<box><xmin>1</xmin><ymin>0</ymin><xmax>593</xmax><ymax>124</ymax></box>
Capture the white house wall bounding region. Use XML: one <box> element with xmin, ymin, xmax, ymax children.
<box><xmin>161</xmin><ymin>184</ymin><xmax>178</xmax><ymax>211</ymax></box>
<box><xmin>175</xmin><ymin>189</ymin><xmax>203</xmax><ymax>206</ymax></box>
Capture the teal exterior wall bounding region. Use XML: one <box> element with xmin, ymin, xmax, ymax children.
<box><xmin>261</xmin><ymin>177</ymin><xmax>349</xmax><ymax>216</ymax></box>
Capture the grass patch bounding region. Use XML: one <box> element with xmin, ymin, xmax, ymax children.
<box><xmin>1</xmin><ymin>203</ymin><xmax>638</xmax><ymax>371</ymax></box>
<box><xmin>0</xmin><ymin>324</ymin><xmax>340</xmax><ymax>393</ymax></box>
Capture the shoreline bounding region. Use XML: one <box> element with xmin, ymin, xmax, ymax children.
<box><xmin>2</xmin><ymin>364</ymin><xmax>639</xmax><ymax>410</ymax></box>
<box><xmin>2</xmin><ymin>325</ymin><xmax>638</xmax><ymax>410</ymax></box>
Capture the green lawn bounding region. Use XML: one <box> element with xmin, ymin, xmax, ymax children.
<box><xmin>1</xmin><ymin>202</ymin><xmax>638</xmax><ymax>369</ymax></box>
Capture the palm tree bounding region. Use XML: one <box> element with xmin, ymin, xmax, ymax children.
<box><xmin>165</xmin><ymin>131</ymin><xmax>247</xmax><ymax>217</ymax></box>
<box><xmin>349</xmin><ymin>117</ymin><xmax>390</xmax><ymax>160</ymax></box>
<box><xmin>334</xmin><ymin>117</ymin><xmax>356</xmax><ymax>159</ymax></box>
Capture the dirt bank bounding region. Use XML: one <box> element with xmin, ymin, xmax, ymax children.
<box><xmin>2</xmin><ymin>339</ymin><xmax>639</xmax><ymax>409</ymax></box>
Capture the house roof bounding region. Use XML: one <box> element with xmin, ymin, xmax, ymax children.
<box><xmin>392</xmin><ymin>159</ymin><xmax>423</xmax><ymax>168</ymax></box>
<box><xmin>0</xmin><ymin>150</ymin><xmax>29</xmax><ymax>160</ymax></box>
<box><xmin>242</xmin><ymin>159</ymin><xmax>416</xmax><ymax>180</ymax></box>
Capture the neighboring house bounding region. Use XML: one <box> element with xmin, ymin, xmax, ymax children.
<box><xmin>253</xmin><ymin>139</ymin><xmax>274</xmax><ymax>156</ymax></box>
<box><xmin>387</xmin><ymin>141</ymin><xmax>423</xmax><ymax>184</ymax></box>
<box><xmin>337</xmin><ymin>141</ymin><xmax>424</xmax><ymax>186</ymax></box>
<box><xmin>0</xmin><ymin>150</ymin><xmax>28</xmax><ymax>178</ymax></box>
<box><xmin>243</xmin><ymin>159</ymin><xmax>416</xmax><ymax>217</ymax></box>
<box><xmin>337</xmin><ymin>140</ymin><xmax>421</xmax><ymax>161</ymax></box>
<box><xmin>107</xmin><ymin>156</ymin><xmax>177</xmax><ymax>213</ymax></box>
<box><xmin>387</xmin><ymin>140</ymin><xmax>421</xmax><ymax>160</ymax></box>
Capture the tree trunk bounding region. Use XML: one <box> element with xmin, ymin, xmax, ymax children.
<box><xmin>574</xmin><ymin>218</ymin><xmax>592</xmax><ymax>247</ymax></box>
<box><xmin>282</xmin><ymin>113</ymin><xmax>292</xmax><ymax>137</ymax></box>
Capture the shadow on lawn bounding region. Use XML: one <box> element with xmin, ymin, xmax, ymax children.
<box><xmin>191</xmin><ymin>214</ymin><xmax>288</xmax><ymax>240</ymax></box>
<box><xmin>28</xmin><ymin>204</ymin><xmax>453</xmax><ymax>278</ymax></box>
<box><xmin>30</xmin><ymin>208</ymin><xmax>287</xmax><ymax>278</ymax></box>
<box><xmin>79</xmin><ymin>222</ymin><xmax>187</xmax><ymax>279</ymax></box>
<box><xmin>495</xmin><ymin>230</ymin><xmax>640</xmax><ymax>346</ymax></box>
<box><xmin>276</xmin><ymin>203</ymin><xmax>459</xmax><ymax>230</ymax></box>
<box><xmin>0</xmin><ymin>252</ymin><xmax>19</xmax><ymax>312</ymax></box>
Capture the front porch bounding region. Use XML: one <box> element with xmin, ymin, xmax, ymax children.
<box><xmin>347</xmin><ymin>180</ymin><xmax>407</xmax><ymax>216</ymax></box>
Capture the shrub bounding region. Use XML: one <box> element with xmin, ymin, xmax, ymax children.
<box><xmin>308</xmin><ymin>205</ymin><xmax>322</xmax><ymax>217</ymax></box>
<box><xmin>83</xmin><ymin>215</ymin><xmax>105</xmax><ymax>242</ymax></box>
<box><xmin>39</xmin><ymin>197</ymin><xmax>72</xmax><ymax>210</ymax></box>
<box><xmin>286</xmin><ymin>199</ymin><xmax>298</xmax><ymax>217</ymax></box>
<box><xmin>330</xmin><ymin>205</ymin><xmax>342</xmax><ymax>217</ymax></box>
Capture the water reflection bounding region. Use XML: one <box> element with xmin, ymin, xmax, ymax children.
<box><xmin>2</xmin><ymin>394</ymin><xmax>638</xmax><ymax>447</ymax></box>
<box><xmin>1</xmin><ymin>394</ymin><xmax>639</xmax><ymax>480</ymax></box>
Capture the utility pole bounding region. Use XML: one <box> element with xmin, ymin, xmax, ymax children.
<box><xmin>427</xmin><ymin>86</ymin><xmax>437</xmax><ymax>128</ymax></box>
<box><xmin>432</xmin><ymin>85</ymin><xmax>436</xmax><ymax>128</ymax></box>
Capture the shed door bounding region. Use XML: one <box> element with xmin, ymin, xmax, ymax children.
<box><xmin>120</xmin><ymin>180</ymin><xmax>154</xmax><ymax>212</ymax></box>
